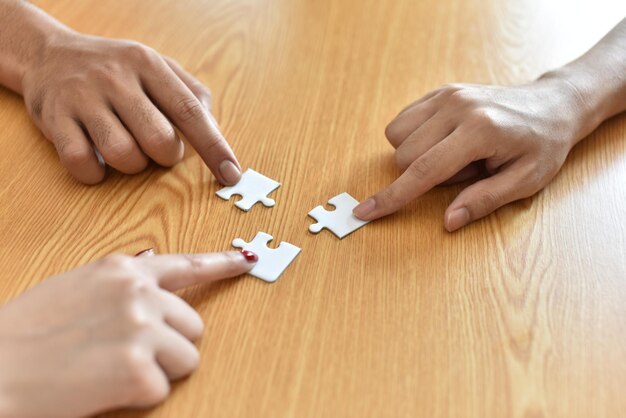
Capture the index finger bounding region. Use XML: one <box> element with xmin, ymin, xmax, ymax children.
<box><xmin>353</xmin><ymin>131</ymin><xmax>479</xmax><ymax>220</ymax></box>
<box><xmin>138</xmin><ymin>251</ymin><xmax>256</xmax><ymax>291</ymax></box>
<box><xmin>142</xmin><ymin>60</ymin><xmax>242</xmax><ymax>185</ymax></box>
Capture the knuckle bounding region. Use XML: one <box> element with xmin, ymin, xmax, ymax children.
<box><xmin>126</xmin><ymin>305</ymin><xmax>154</xmax><ymax>331</ymax></box>
<box><xmin>384</xmin><ymin>122</ymin><xmax>404</xmax><ymax>144</ymax></box>
<box><xmin>127</xmin><ymin>280</ymin><xmax>153</xmax><ymax>299</ymax></box>
<box><xmin>470</xmin><ymin>108</ymin><xmax>496</xmax><ymax>127</ymax></box>
<box><xmin>406</xmin><ymin>157</ymin><xmax>432</xmax><ymax>180</ymax></box>
<box><xmin>174</xmin><ymin>96</ymin><xmax>205</xmax><ymax>122</ymax></box>
<box><xmin>122</xmin><ymin>346</ymin><xmax>151</xmax><ymax>377</ymax></box>
<box><xmin>447</xmin><ymin>89</ymin><xmax>472</xmax><ymax>107</ymax></box>
<box><xmin>380</xmin><ymin>186</ymin><xmax>400</xmax><ymax>206</ymax></box>
<box><xmin>102</xmin><ymin>253</ymin><xmax>135</xmax><ymax>271</ymax></box>
<box><xmin>60</xmin><ymin>147</ymin><xmax>92</xmax><ymax>169</ymax></box>
<box><xmin>182</xmin><ymin>254</ymin><xmax>206</xmax><ymax>274</ymax></box>
<box><xmin>123</xmin><ymin>347</ymin><xmax>170</xmax><ymax>404</ymax></box>
<box><xmin>471</xmin><ymin>189</ymin><xmax>502</xmax><ymax>216</ymax></box>
<box><xmin>52</xmin><ymin>132</ymin><xmax>72</xmax><ymax>149</ymax></box>
<box><xmin>524</xmin><ymin>162</ymin><xmax>552</xmax><ymax>188</ymax></box>
<box><xmin>124</xmin><ymin>42</ymin><xmax>159</xmax><ymax>65</ymax></box>
<box><xmin>106</xmin><ymin>141</ymin><xmax>137</xmax><ymax>164</ymax></box>
<box><xmin>394</xmin><ymin>150</ymin><xmax>412</xmax><ymax>171</ymax></box>
<box><xmin>54</xmin><ymin>134</ymin><xmax>89</xmax><ymax>166</ymax></box>
<box><xmin>145</xmin><ymin>126</ymin><xmax>177</xmax><ymax>149</ymax></box>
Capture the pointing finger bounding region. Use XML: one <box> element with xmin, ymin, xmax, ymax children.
<box><xmin>354</xmin><ymin>130</ymin><xmax>480</xmax><ymax>220</ymax></box>
<box><xmin>137</xmin><ymin>251</ymin><xmax>257</xmax><ymax>292</ymax></box>
<box><xmin>141</xmin><ymin>59</ymin><xmax>241</xmax><ymax>185</ymax></box>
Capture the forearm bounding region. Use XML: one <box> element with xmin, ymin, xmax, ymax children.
<box><xmin>0</xmin><ymin>0</ymin><xmax>72</xmax><ymax>94</ymax></box>
<box><xmin>542</xmin><ymin>18</ymin><xmax>626</xmax><ymax>143</ymax></box>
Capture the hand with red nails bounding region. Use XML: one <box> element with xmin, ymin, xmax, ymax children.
<box><xmin>0</xmin><ymin>251</ymin><xmax>256</xmax><ymax>417</ymax></box>
<box><xmin>354</xmin><ymin>19</ymin><xmax>626</xmax><ymax>231</ymax></box>
<box><xmin>0</xmin><ymin>1</ymin><xmax>241</xmax><ymax>185</ymax></box>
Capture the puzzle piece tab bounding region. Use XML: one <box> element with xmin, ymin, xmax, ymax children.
<box><xmin>308</xmin><ymin>192</ymin><xmax>370</xmax><ymax>239</ymax></box>
<box><xmin>232</xmin><ymin>232</ymin><xmax>301</xmax><ymax>283</ymax></box>
<box><xmin>216</xmin><ymin>169</ymin><xmax>281</xmax><ymax>211</ymax></box>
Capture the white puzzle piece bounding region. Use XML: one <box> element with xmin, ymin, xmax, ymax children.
<box><xmin>232</xmin><ymin>232</ymin><xmax>301</xmax><ymax>283</ymax></box>
<box><xmin>308</xmin><ymin>192</ymin><xmax>370</xmax><ymax>239</ymax></box>
<box><xmin>216</xmin><ymin>169</ymin><xmax>281</xmax><ymax>211</ymax></box>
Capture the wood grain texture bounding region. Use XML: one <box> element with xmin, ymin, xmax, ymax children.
<box><xmin>1</xmin><ymin>0</ymin><xmax>626</xmax><ymax>417</ymax></box>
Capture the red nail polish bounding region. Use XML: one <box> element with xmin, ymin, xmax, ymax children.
<box><xmin>135</xmin><ymin>248</ymin><xmax>155</xmax><ymax>257</ymax></box>
<box><xmin>241</xmin><ymin>250</ymin><xmax>258</xmax><ymax>263</ymax></box>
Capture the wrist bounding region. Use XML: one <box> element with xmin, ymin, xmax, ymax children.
<box><xmin>19</xmin><ymin>27</ymin><xmax>77</xmax><ymax>90</ymax></box>
<box><xmin>0</xmin><ymin>1</ymin><xmax>74</xmax><ymax>94</ymax></box>
<box><xmin>538</xmin><ymin>68</ymin><xmax>607</xmax><ymax>147</ymax></box>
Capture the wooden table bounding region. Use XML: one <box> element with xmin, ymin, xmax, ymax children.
<box><xmin>1</xmin><ymin>0</ymin><xmax>625</xmax><ymax>417</ymax></box>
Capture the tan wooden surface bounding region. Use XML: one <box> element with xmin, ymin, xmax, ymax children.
<box><xmin>1</xmin><ymin>0</ymin><xmax>626</xmax><ymax>417</ymax></box>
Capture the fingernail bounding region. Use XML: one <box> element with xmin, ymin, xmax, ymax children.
<box><xmin>135</xmin><ymin>248</ymin><xmax>155</xmax><ymax>257</ymax></box>
<box><xmin>446</xmin><ymin>208</ymin><xmax>470</xmax><ymax>232</ymax></box>
<box><xmin>353</xmin><ymin>198</ymin><xmax>376</xmax><ymax>219</ymax></box>
<box><xmin>219</xmin><ymin>160</ymin><xmax>241</xmax><ymax>185</ymax></box>
<box><xmin>241</xmin><ymin>250</ymin><xmax>258</xmax><ymax>263</ymax></box>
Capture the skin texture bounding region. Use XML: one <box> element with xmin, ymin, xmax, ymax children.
<box><xmin>354</xmin><ymin>18</ymin><xmax>626</xmax><ymax>231</ymax></box>
<box><xmin>0</xmin><ymin>0</ymin><xmax>241</xmax><ymax>185</ymax></box>
<box><xmin>0</xmin><ymin>251</ymin><xmax>256</xmax><ymax>418</ymax></box>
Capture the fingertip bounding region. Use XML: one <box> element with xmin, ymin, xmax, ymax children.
<box><xmin>353</xmin><ymin>197</ymin><xmax>377</xmax><ymax>220</ymax></box>
<box><xmin>218</xmin><ymin>160</ymin><xmax>242</xmax><ymax>185</ymax></box>
<box><xmin>444</xmin><ymin>207</ymin><xmax>470</xmax><ymax>232</ymax></box>
<box><xmin>56</xmin><ymin>137</ymin><xmax>106</xmax><ymax>185</ymax></box>
<box><xmin>240</xmin><ymin>250</ymin><xmax>259</xmax><ymax>264</ymax></box>
<box><xmin>230</xmin><ymin>251</ymin><xmax>257</xmax><ymax>276</ymax></box>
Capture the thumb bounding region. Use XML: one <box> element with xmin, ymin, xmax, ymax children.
<box><xmin>444</xmin><ymin>163</ymin><xmax>536</xmax><ymax>232</ymax></box>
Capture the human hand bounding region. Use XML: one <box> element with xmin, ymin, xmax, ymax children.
<box><xmin>353</xmin><ymin>75</ymin><xmax>595</xmax><ymax>231</ymax></box>
<box><xmin>0</xmin><ymin>251</ymin><xmax>256</xmax><ymax>417</ymax></box>
<box><xmin>21</xmin><ymin>31</ymin><xmax>241</xmax><ymax>185</ymax></box>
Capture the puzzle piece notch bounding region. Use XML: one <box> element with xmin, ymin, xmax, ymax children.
<box><xmin>216</xmin><ymin>169</ymin><xmax>281</xmax><ymax>211</ymax></box>
<box><xmin>232</xmin><ymin>232</ymin><xmax>301</xmax><ymax>283</ymax></box>
<box><xmin>308</xmin><ymin>192</ymin><xmax>370</xmax><ymax>239</ymax></box>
